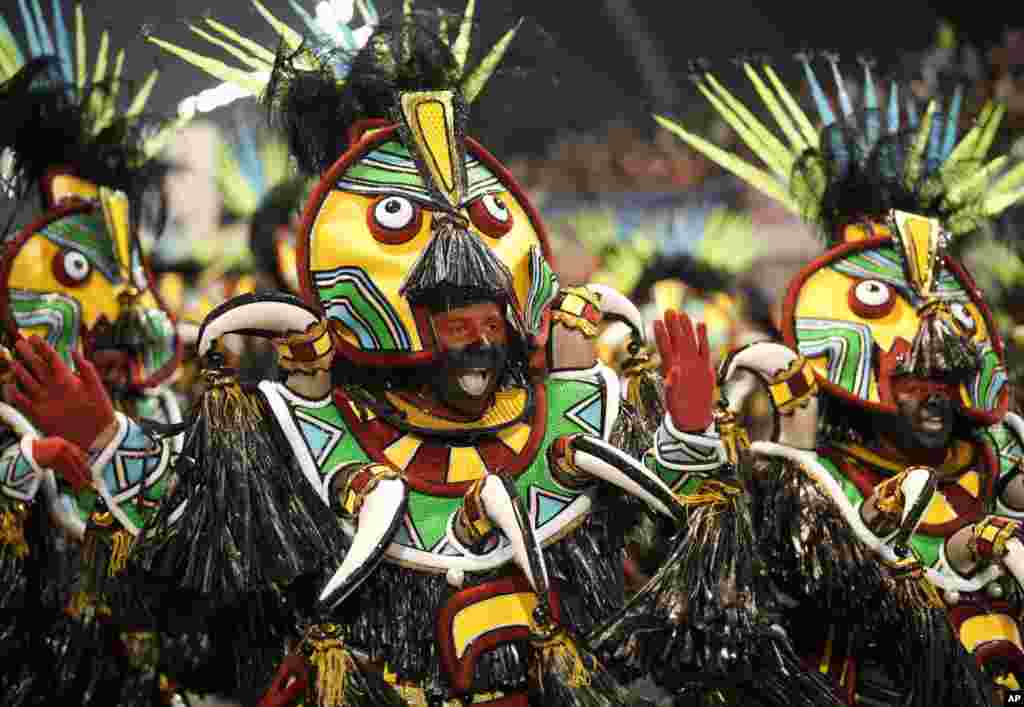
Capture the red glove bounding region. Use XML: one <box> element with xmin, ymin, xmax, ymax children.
<box><xmin>653</xmin><ymin>309</ymin><xmax>715</xmax><ymax>433</ymax></box>
<box><xmin>258</xmin><ymin>653</ymin><xmax>309</xmax><ymax>707</ymax></box>
<box><xmin>32</xmin><ymin>437</ymin><xmax>90</xmax><ymax>492</ymax></box>
<box><xmin>3</xmin><ymin>336</ymin><xmax>116</xmax><ymax>450</ymax></box>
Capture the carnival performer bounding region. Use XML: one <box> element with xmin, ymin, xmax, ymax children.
<box><xmin>122</xmin><ymin>2</ymin><xmax>860</xmax><ymax>706</ymax></box>
<box><xmin>603</xmin><ymin>53</ymin><xmax>1024</xmax><ymax>704</ymax></box>
<box><xmin>0</xmin><ymin>1</ymin><xmax>193</xmax><ymax>702</ymax></box>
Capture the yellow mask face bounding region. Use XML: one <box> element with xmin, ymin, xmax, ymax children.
<box><xmin>1</xmin><ymin>180</ymin><xmax>179</xmax><ymax>389</ymax></box>
<box><xmin>784</xmin><ymin>215</ymin><xmax>1006</xmax><ymax>422</ymax></box>
<box><xmin>301</xmin><ymin>125</ymin><xmax>558</xmax><ymax>365</ymax></box>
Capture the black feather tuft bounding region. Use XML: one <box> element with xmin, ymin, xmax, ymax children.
<box><xmin>0</xmin><ymin>57</ymin><xmax>172</xmax><ymax>233</ymax></box>
<box><xmin>264</xmin><ymin>13</ymin><xmax>461</xmax><ymax>175</ymax></box>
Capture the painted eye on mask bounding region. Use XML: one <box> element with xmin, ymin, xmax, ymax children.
<box><xmin>368</xmin><ymin>195</ymin><xmax>423</xmax><ymax>244</ymax></box>
<box><xmin>848</xmin><ymin>279</ymin><xmax>895</xmax><ymax>318</ymax></box>
<box><xmin>950</xmin><ymin>301</ymin><xmax>976</xmax><ymax>335</ymax></box>
<box><xmin>468</xmin><ymin>193</ymin><xmax>514</xmax><ymax>238</ymax></box>
<box><xmin>52</xmin><ymin>249</ymin><xmax>93</xmax><ymax>287</ymax></box>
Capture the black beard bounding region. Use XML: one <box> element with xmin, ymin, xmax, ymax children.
<box><xmin>431</xmin><ymin>344</ymin><xmax>508</xmax><ymax>414</ymax></box>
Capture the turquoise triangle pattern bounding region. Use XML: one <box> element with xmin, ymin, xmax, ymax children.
<box><xmin>294</xmin><ymin>412</ymin><xmax>343</xmax><ymax>465</ymax></box>
<box><xmin>566</xmin><ymin>393</ymin><xmax>604</xmax><ymax>436</ymax></box>
<box><xmin>534</xmin><ymin>488</ymin><xmax>572</xmax><ymax>528</ymax></box>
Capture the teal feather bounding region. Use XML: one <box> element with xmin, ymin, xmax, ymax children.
<box><xmin>887</xmin><ymin>80</ymin><xmax>900</xmax><ymax>135</ymax></box>
<box><xmin>50</xmin><ymin>0</ymin><xmax>73</xmax><ymax>86</ymax></box>
<box><xmin>941</xmin><ymin>86</ymin><xmax>962</xmax><ymax>160</ymax></box>
<box><xmin>17</xmin><ymin>0</ymin><xmax>42</xmax><ymax>58</ymax></box>
<box><xmin>861</xmin><ymin>58</ymin><xmax>881</xmax><ymax>151</ymax></box>
<box><xmin>906</xmin><ymin>96</ymin><xmax>919</xmax><ymax>130</ymax></box>
<box><xmin>798</xmin><ymin>53</ymin><xmax>836</xmax><ymax>127</ymax></box>
<box><xmin>356</xmin><ymin>0</ymin><xmax>379</xmax><ymax>25</ymax></box>
<box><xmin>926</xmin><ymin>112</ymin><xmax>945</xmax><ymax>174</ymax></box>
<box><xmin>29</xmin><ymin>0</ymin><xmax>54</xmax><ymax>58</ymax></box>
<box><xmin>288</xmin><ymin>0</ymin><xmax>333</xmax><ymax>46</ymax></box>
<box><xmin>826</xmin><ymin>53</ymin><xmax>855</xmax><ymax>123</ymax></box>
<box><xmin>234</xmin><ymin>119</ymin><xmax>266</xmax><ymax>197</ymax></box>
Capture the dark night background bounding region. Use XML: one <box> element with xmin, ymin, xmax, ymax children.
<box><xmin>6</xmin><ymin>0</ymin><xmax>1024</xmax><ymax>157</ymax></box>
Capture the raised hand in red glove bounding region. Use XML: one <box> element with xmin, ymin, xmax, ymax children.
<box><xmin>258</xmin><ymin>653</ymin><xmax>309</xmax><ymax>707</ymax></box>
<box><xmin>32</xmin><ymin>437</ymin><xmax>91</xmax><ymax>492</ymax></box>
<box><xmin>653</xmin><ymin>309</ymin><xmax>715</xmax><ymax>433</ymax></box>
<box><xmin>3</xmin><ymin>336</ymin><xmax>116</xmax><ymax>451</ymax></box>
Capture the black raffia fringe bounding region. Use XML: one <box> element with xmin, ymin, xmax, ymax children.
<box><xmin>664</xmin><ymin>625</ymin><xmax>845</xmax><ymax>707</ymax></box>
<box><xmin>588</xmin><ymin>485</ymin><xmax>761</xmax><ymax>682</ymax></box>
<box><xmin>545</xmin><ymin>503</ymin><xmax>628</xmax><ymax>637</ymax></box>
<box><xmin>752</xmin><ymin>459</ymin><xmax>888</xmax><ymax>617</ymax></box>
<box><xmin>528</xmin><ymin>626</ymin><xmax>657</xmax><ymax>707</ymax></box>
<box><xmin>588</xmin><ymin>483</ymin><xmax>844</xmax><ymax>705</ymax></box>
<box><xmin>131</xmin><ymin>367</ymin><xmax>349</xmax><ymax>604</ymax></box>
<box><xmin>867</xmin><ymin>575</ymin><xmax>992</xmax><ymax>707</ymax></box>
<box><xmin>7</xmin><ymin>611</ymin><xmax>163</xmax><ymax>707</ymax></box>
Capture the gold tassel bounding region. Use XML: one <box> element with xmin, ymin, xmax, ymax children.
<box><xmin>886</xmin><ymin>558</ymin><xmax>945</xmax><ymax>609</ymax></box>
<box><xmin>531</xmin><ymin>626</ymin><xmax>593</xmax><ymax>690</ymax></box>
<box><xmin>304</xmin><ymin>623</ymin><xmax>357</xmax><ymax>707</ymax></box>
<box><xmin>109</xmin><ymin>528</ymin><xmax>134</xmax><ymax>575</ymax></box>
<box><xmin>0</xmin><ymin>503</ymin><xmax>28</xmax><ymax>558</ymax></box>
<box><xmin>81</xmin><ymin>527</ymin><xmax>135</xmax><ymax>576</ymax></box>
<box><xmin>678</xmin><ymin>479</ymin><xmax>743</xmax><ymax>509</ymax></box>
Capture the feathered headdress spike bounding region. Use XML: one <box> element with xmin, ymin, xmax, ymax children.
<box><xmin>656</xmin><ymin>54</ymin><xmax>1024</xmax><ymax>242</ymax></box>
<box><xmin>941</xmin><ymin>85</ymin><xmax>962</xmax><ymax>159</ymax></box>
<box><xmin>797</xmin><ymin>51</ymin><xmax>836</xmax><ymax>126</ymax></box>
<box><xmin>150</xmin><ymin>0</ymin><xmax>520</xmax><ymax>112</ymax></box>
<box><xmin>886</xmin><ymin>79</ymin><xmax>900</xmax><ymax>135</ymax></box>
<box><xmin>860</xmin><ymin>56</ymin><xmax>882</xmax><ymax>151</ymax></box>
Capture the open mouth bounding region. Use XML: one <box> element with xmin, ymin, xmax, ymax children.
<box><xmin>457</xmin><ymin>368</ymin><xmax>493</xmax><ymax>397</ymax></box>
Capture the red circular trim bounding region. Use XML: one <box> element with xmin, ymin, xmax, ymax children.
<box><xmin>847</xmin><ymin>279</ymin><xmax>895</xmax><ymax>319</ymax></box>
<box><xmin>468</xmin><ymin>195</ymin><xmax>514</xmax><ymax>238</ymax></box>
<box><xmin>332</xmin><ymin>383</ymin><xmax>547</xmax><ymax>498</ymax></box>
<box><xmin>782</xmin><ymin>235</ymin><xmax>1009</xmax><ymax>425</ymax></box>
<box><xmin>366</xmin><ymin>195</ymin><xmax>424</xmax><ymax>244</ymax></box>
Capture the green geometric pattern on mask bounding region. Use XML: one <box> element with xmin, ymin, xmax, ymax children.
<box><xmin>969</xmin><ymin>344</ymin><xmax>1007</xmax><ymax>412</ymax></box>
<box><xmin>794</xmin><ymin>318</ymin><xmax>874</xmax><ymax>399</ymax></box>
<box><xmin>9</xmin><ymin>289</ymin><xmax>82</xmax><ymax>366</ymax></box>
<box><xmin>525</xmin><ymin>245</ymin><xmax>558</xmax><ymax>335</ymax></box>
<box><xmin>337</xmin><ymin>140</ymin><xmax>503</xmax><ymax>206</ymax></box>
<box><xmin>40</xmin><ymin>212</ymin><xmax>123</xmax><ymax>283</ymax></box>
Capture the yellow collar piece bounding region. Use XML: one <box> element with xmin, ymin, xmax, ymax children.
<box><xmin>385</xmin><ymin>387</ymin><xmax>529</xmax><ymax>433</ymax></box>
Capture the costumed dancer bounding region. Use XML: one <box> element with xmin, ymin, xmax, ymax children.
<box><xmin>142</xmin><ymin>1</ymin><xmax>848</xmax><ymax>706</ymax></box>
<box><xmin>604</xmin><ymin>51</ymin><xmax>1024</xmax><ymax>703</ymax></box>
<box><xmin>0</xmin><ymin>0</ymin><xmax>191</xmax><ymax>702</ymax></box>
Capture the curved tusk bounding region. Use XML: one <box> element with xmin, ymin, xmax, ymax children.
<box><xmin>478</xmin><ymin>474</ymin><xmax>550</xmax><ymax>594</ymax></box>
<box><xmin>889</xmin><ymin>467</ymin><xmax>938</xmax><ymax>557</ymax></box>
<box><xmin>567</xmin><ymin>435</ymin><xmax>683</xmax><ymax>523</ymax></box>
<box><xmin>587</xmin><ymin>283</ymin><xmax>645</xmax><ymax>343</ymax></box>
<box><xmin>197</xmin><ymin>292</ymin><xmax>321</xmax><ymax>357</ymax></box>
<box><xmin>317</xmin><ymin>476</ymin><xmax>408</xmax><ymax>611</ymax></box>
<box><xmin>1003</xmin><ymin>538</ymin><xmax>1024</xmax><ymax>589</ymax></box>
